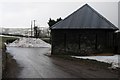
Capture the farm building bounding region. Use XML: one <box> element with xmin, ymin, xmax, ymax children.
<box><xmin>50</xmin><ymin>4</ymin><xmax>119</xmax><ymax>55</ymax></box>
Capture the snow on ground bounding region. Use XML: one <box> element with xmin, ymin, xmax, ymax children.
<box><xmin>72</xmin><ymin>55</ymin><xmax>120</xmax><ymax>69</ymax></box>
<box><xmin>7</xmin><ymin>37</ymin><xmax>51</xmax><ymax>48</ymax></box>
<box><xmin>0</xmin><ymin>35</ymin><xmax>20</xmax><ymax>38</ymax></box>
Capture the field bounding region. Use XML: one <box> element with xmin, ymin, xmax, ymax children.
<box><xmin>0</xmin><ymin>36</ymin><xmax>18</xmax><ymax>49</ymax></box>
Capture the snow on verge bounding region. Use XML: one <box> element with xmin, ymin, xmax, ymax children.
<box><xmin>72</xmin><ymin>55</ymin><xmax>120</xmax><ymax>69</ymax></box>
<box><xmin>7</xmin><ymin>37</ymin><xmax>51</xmax><ymax>48</ymax></box>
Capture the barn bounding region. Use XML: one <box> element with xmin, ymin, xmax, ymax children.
<box><xmin>50</xmin><ymin>4</ymin><xmax>119</xmax><ymax>55</ymax></box>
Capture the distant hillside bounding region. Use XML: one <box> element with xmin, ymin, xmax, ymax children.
<box><xmin>1</xmin><ymin>27</ymin><xmax>50</xmax><ymax>37</ymax></box>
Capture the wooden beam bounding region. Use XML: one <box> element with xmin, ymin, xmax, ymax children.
<box><xmin>79</xmin><ymin>34</ymin><xmax>81</xmax><ymax>49</ymax></box>
<box><xmin>64</xmin><ymin>33</ymin><xmax>66</xmax><ymax>52</ymax></box>
<box><xmin>95</xmin><ymin>34</ymin><xmax>98</xmax><ymax>50</ymax></box>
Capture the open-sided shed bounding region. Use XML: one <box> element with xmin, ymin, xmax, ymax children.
<box><xmin>50</xmin><ymin>4</ymin><xmax>119</xmax><ymax>55</ymax></box>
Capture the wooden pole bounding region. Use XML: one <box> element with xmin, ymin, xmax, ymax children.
<box><xmin>33</xmin><ymin>20</ymin><xmax>36</xmax><ymax>27</ymax></box>
<box><xmin>33</xmin><ymin>20</ymin><xmax>36</xmax><ymax>37</ymax></box>
<box><xmin>31</xmin><ymin>21</ymin><xmax>32</xmax><ymax>37</ymax></box>
<box><xmin>64</xmin><ymin>33</ymin><xmax>66</xmax><ymax>52</ymax></box>
<box><xmin>95</xmin><ymin>34</ymin><xmax>98</xmax><ymax>50</ymax></box>
<box><xmin>79</xmin><ymin>34</ymin><xmax>81</xmax><ymax>49</ymax></box>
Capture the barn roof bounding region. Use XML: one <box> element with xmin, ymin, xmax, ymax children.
<box><xmin>51</xmin><ymin>4</ymin><xmax>118</xmax><ymax>30</ymax></box>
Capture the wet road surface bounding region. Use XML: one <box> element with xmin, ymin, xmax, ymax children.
<box><xmin>7</xmin><ymin>47</ymin><xmax>76</xmax><ymax>78</ymax></box>
<box><xmin>6</xmin><ymin>47</ymin><xmax>118</xmax><ymax>78</ymax></box>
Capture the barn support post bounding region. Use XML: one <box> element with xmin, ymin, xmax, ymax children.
<box><xmin>105</xmin><ymin>32</ymin><xmax>108</xmax><ymax>47</ymax></box>
<box><xmin>51</xmin><ymin>31</ymin><xmax>53</xmax><ymax>54</ymax></box>
<box><xmin>79</xmin><ymin>34</ymin><xmax>81</xmax><ymax>49</ymax></box>
<box><xmin>64</xmin><ymin>33</ymin><xmax>66</xmax><ymax>52</ymax></box>
<box><xmin>113</xmin><ymin>32</ymin><xmax>115</xmax><ymax>53</ymax></box>
<box><xmin>95</xmin><ymin>34</ymin><xmax>98</xmax><ymax>50</ymax></box>
<box><xmin>114</xmin><ymin>32</ymin><xmax>118</xmax><ymax>54</ymax></box>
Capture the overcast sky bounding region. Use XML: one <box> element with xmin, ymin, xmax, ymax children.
<box><xmin>0</xmin><ymin>0</ymin><xmax>119</xmax><ymax>28</ymax></box>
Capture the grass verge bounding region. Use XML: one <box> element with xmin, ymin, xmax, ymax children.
<box><xmin>41</xmin><ymin>38</ymin><xmax>51</xmax><ymax>44</ymax></box>
<box><xmin>0</xmin><ymin>36</ymin><xmax>18</xmax><ymax>49</ymax></box>
<box><xmin>2</xmin><ymin>52</ymin><xmax>21</xmax><ymax>78</ymax></box>
<box><xmin>0</xmin><ymin>36</ymin><xmax>18</xmax><ymax>78</ymax></box>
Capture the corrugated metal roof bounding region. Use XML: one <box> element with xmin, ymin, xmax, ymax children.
<box><xmin>51</xmin><ymin>4</ymin><xmax>118</xmax><ymax>30</ymax></box>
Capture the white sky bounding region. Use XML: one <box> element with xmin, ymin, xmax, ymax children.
<box><xmin>0</xmin><ymin>0</ymin><xmax>119</xmax><ymax>28</ymax></box>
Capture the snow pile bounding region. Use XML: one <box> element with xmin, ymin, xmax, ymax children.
<box><xmin>7</xmin><ymin>38</ymin><xmax>51</xmax><ymax>48</ymax></box>
<box><xmin>72</xmin><ymin>55</ymin><xmax>120</xmax><ymax>69</ymax></box>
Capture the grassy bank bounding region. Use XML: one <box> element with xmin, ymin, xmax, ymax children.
<box><xmin>2</xmin><ymin>52</ymin><xmax>21</xmax><ymax>78</ymax></box>
<box><xmin>0</xmin><ymin>36</ymin><xmax>18</xmax><ymax>46</ymax></box>
<box><xmin>0</xmin><ymin>36</ymin><xmax>18</xmax><ymax>49</ymax></box>
<box><xmin>41</xmin><ymin>38</ymin><xmax>51</xmax><ymax>44</ymax></box>
<box><xmin>0</xmin><ymin>36</ymin><xmax>18</xmax><ymax>78</ymax></box>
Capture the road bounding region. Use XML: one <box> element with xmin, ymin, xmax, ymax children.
<box><xmin>6</xmin><ymin>47</ymin><xmax>118</xmax><ymax>79</ymax></box>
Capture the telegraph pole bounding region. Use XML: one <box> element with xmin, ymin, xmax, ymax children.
<box><xmin>33</xmin><ymin>20</ymin><xmax>36</xmax><ymax>38</ymax></box>
<box><xmin>31</xmin><ymin>21</ymin><xmax>32</xmax><ymax>37</ymax></box>
<box><xmin>33</xmin><ymin>20</ymin><xmax>36</xmax><ymax>27</ymax></box>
